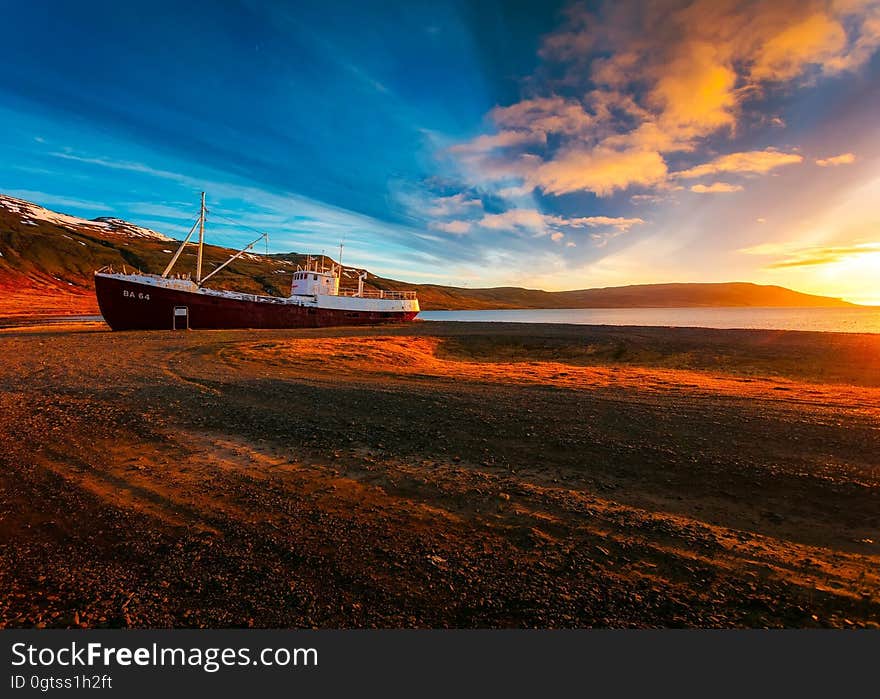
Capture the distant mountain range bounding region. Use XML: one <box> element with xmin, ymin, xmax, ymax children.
<box><xmin>0</xmin><ymin>193</ymin><xmax>854</xmax><ymax>318</ymax></box>
<box><xmin>375</xmin><ymin>279</ymin><xmax>854</xmax><ymax>310</ymax></box>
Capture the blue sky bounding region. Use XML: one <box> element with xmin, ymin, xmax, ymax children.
<box><xmin>1</xmin><ymin>0</ymin><xmax>879</xmax><ymax>301</ymax></box>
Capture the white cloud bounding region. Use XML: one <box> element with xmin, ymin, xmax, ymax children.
<box><xmin>449</xmin><ymin>130</ymin><xmax>545</xmax><ymax>154</ymax></box>
<box><xmin>429</xmin><ymin>220</ymin><xmax>471</xmax><ymax>235</ymax></box>
<box><xmin>429</xmin><ymin>208</ymin><xmax>646</xmax><ymax>245</ymax></box>
<box><xmin>1</xmin><ymin>189</ymin><xmax>113</xmax><ymax>212</ymax></box>
<box><xmin>425</xmin><ymin>193</ymin><xmax>483</xmax><ymax>217</ymax></box>
<box><xmin>563</xmin><ymin>215</ymin><xmax>646</xmax><ymax>230</ymax></box>
<box><xmin>478</xmin><ymin>209</ymin><xmax>549</xmax><ymax>232</ymax></box>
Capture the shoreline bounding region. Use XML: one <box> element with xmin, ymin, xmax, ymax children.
<box><xmin>3</xmin><ymin>304</ymin><xmax>879</xmax><ymax>335</ymax></box>
<box><xmin>419</xmin><ymin>306</ymin><xmax>880</xmax><ymax>335</ymax></box>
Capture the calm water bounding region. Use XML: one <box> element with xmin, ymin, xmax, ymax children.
<box><xmin>418</xmin><ymin>307</ymin><xmax>880</xmax><ymax>334</ymax></box>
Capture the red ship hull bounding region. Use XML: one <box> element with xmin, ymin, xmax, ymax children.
<box><xmin>94</xmin><ymin>274</ymin><xmax>419</xmax><ymax>331</ymax></box>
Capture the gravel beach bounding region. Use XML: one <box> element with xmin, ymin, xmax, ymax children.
<box><xmin>1</xmin><ymin>320</ymin><xmax>878</xmax><ymax>628</ymax></box>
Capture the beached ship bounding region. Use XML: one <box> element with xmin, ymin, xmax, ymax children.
<box><xmin>94</xmin><ymin>193</ymin><xmax>419</xmax><ymax>330</ymax></box>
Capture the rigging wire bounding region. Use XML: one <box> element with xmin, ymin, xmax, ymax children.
<box><xmin>208</xmin><ymin>208</ymin><xmax>341</xmax><ymax>276</ymax></box>
<box><xmin>204</xmin><ymin>209</ymin><xmax>267</xmax><ymax>238</ymax></box>
<box><xmin>265</xmin><ymin>232</ymin><xmax>270</xmax><ymax>284</ymax></box>
<box><xmin>202</xmin><ymin>208</ymin><xmax>275</xmax><ymax>286</ymax></box>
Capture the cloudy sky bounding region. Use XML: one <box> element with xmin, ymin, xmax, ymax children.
<box><xmin>1</xmin><ymin>0</ymin><xmax>879</xmax><ymax>302</ymax></box>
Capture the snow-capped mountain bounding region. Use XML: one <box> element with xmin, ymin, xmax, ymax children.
<box><xmin>0</xmin><ymin>194</ymin><xmax>173</xmax><ymax>241</ymax></box>
<box><xmin>0</xmin><ymin>192</ymin><xmax>329</xmax><ymax>318</ymax></box>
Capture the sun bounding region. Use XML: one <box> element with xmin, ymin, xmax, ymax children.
<box><xmin>811</xmin><ymin>250</ymin><xmax>880</xmax><ymax>305</ymax></box>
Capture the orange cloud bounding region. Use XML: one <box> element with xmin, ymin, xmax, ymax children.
<box><xmin>447</xmin><ymin>0</ymin><xmax>880</xmax><ymax>198</ymax></box>
<box><xmin>750</xmin><ymin>12</ymin><xmax>847</xmax><ymax>81</ymax></box>
<box><xmin>674</xmin><ymin>149</ymin><xmax>803</xmax><ymax>179</ymax></box>
<box><xmin>530</xmin><ymin>146</ymin><xmax>668</xmax><ymax>196</ymax></box>
<box><xmin>649</xmin><ymin>41</ymin><xmax>738</xmax><ymax>141</ymax></box>
<box><xmin>690</xmin><ymin>182</ymin><xmax>744</xmax><ymax>193</ymax></box>
<box><xmin>815</xmin><ymin>152</ymin><xmax>856</xmax><ymax>166</ymax></box>
<box><xmin>820</xmin><ymin>0</ymin><xmax>880</xmax><ymax>73</ymax></box>
<box><xmin>491</xmin><ymin>97</ymin><xmax>595</xmax><ymax>136</ymax></box>
<box><xmin>739</xmin><ymin>240</ymin><xmax>880</xmax><ymax>267</ymax></box>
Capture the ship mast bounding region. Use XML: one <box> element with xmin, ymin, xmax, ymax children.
<box><xmin>195</xmin><ymin>191</ymin><xmax>206</xmax><ymax>283</ymax></box>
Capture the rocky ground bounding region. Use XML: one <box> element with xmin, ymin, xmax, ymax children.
<box><xmin>0</xmin><ymin>321</ymin><xmax>878</xmax><ymax>628</ymax></box>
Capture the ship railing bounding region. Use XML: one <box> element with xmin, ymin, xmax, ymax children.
<box><xmin>95</xmin><ymin>265</ymin><xmax>151</xmax><ymax>277</ymax></box>
<box><xmin>337</xmin><ymin>289</ymin><xmax>417</xmax><ymax>300</ymax></box>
